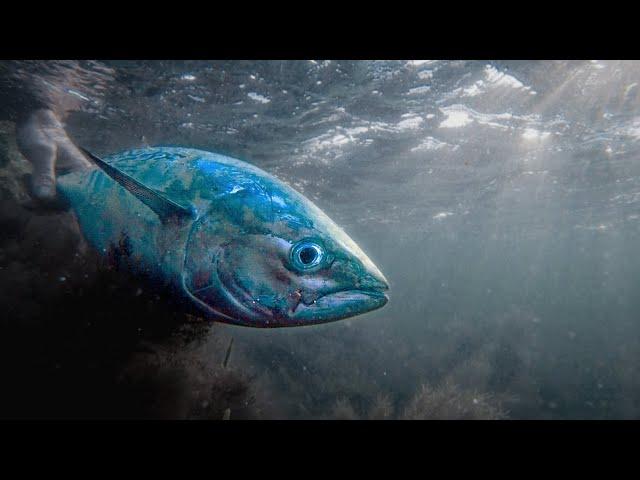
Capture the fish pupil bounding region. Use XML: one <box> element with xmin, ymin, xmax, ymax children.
<box><xmin>299</xmin><ymin>246</ymin><xmax>318</xmax><ymax>265</ymax></box>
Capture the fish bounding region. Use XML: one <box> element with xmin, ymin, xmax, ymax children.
<box><xmin>57</xmin><ymin>146</ymin><xmax>389</xmax><ymax>327</ymax></box>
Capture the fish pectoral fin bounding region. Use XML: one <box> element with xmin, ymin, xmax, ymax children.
<box><xmin>80</xmin><ymin>147</ymin><xmax>194</xmax><ymax>223</ymax></box>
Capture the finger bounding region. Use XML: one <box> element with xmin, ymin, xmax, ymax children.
<box><xmin>16</xmin><ymin>110</ymin><xmax>60</xmax><ymax>201</ymax></box>
<box><xmin>26</xmin><ymin>143</ymin><xmax>57</xmax><ymax>200</ymax></box>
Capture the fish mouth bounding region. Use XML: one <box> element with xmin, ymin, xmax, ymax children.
<box><xmin>287</xmin><ymin>287</ymin><xmax>389</xmax><ymax>325</ymax></box>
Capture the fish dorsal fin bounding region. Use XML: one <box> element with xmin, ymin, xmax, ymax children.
<box><xmin>80</xmin><ymin>147</ymin><xmax>194</xmax><ymax>223</ymax></box>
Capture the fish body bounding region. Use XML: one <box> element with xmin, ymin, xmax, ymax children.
<box><xmin>57</xmin><ymin>147</ymin><xmax>388</xmax><ymax>327</ymax></box>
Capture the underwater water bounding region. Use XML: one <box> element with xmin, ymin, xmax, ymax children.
<box><xmin>1</xmin><ymin>60</ymin><xmax>640</xmax><ymax>419</ymax></box>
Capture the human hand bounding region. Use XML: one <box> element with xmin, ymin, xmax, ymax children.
<box><xmin>16</xmin><ymin>109</ymin><xmax>91</xmax><ymax>201</ymax></box>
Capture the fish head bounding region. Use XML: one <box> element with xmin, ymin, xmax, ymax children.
<box><xmin>183</xmin><ymin>180</ymin><xmax>389</xmax><ymax>327</ymax></box>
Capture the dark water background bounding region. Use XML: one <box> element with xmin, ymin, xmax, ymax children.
<box><xmin>1</xmin><ymin>60</ymin><xmax>640</xmax><ymax>419</ymax></box>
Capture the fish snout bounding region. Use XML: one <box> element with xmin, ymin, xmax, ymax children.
<box><xmin>358</xmin><ymin>269</ymin><xmax>389</xmax><ymax>293</ymax></box>
<box><xmin>330</xmin><ymin>254</ymin><xmax>390</xmax><ymax>297</ymax></box>
<box><xmin>360</xmin><ymin>271</ymin><xmax>389</xmax><ymax>309</ymax></box>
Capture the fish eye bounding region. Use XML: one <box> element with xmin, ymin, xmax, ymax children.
<box><xmin>291</xmin><ymin>240</ymin><xmax>324</xmax><ymax>270</ymax></box>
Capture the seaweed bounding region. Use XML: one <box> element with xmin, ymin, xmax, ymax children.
<box><xmin>367</xmin><ymin>393</ymin><xmax>395</xmax><ymax>420</ymax></box>
<box><xmin>401</xmin><ymin>381</ymin><xmax>507</xmax><ymax>420</ymax></box>
<box><xmin>330</xmin><ymin>398</ymin><xmax>360</xmax><ymax>420</ymax></box>
<box><xmin>325</xmin><ymin>383</ymin><xmax>506</xmax><ymax>420</ymax></box>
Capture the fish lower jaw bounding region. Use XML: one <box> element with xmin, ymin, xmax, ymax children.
<box><xmin>287</xmin><ymin>289</ymin><xmax>389</xmax><ymax>324</ymax></box>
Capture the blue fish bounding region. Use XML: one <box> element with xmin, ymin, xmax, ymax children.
<box><xmin>57</xmin><ymin>147</ymin><xmax>389</xmax><ymax>327</ymax></box>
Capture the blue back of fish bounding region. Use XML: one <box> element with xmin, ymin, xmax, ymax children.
<box><xmin>57</xmin><ymin>146</ymin><xmax>326</xmax><ymax>289</ymax></box>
